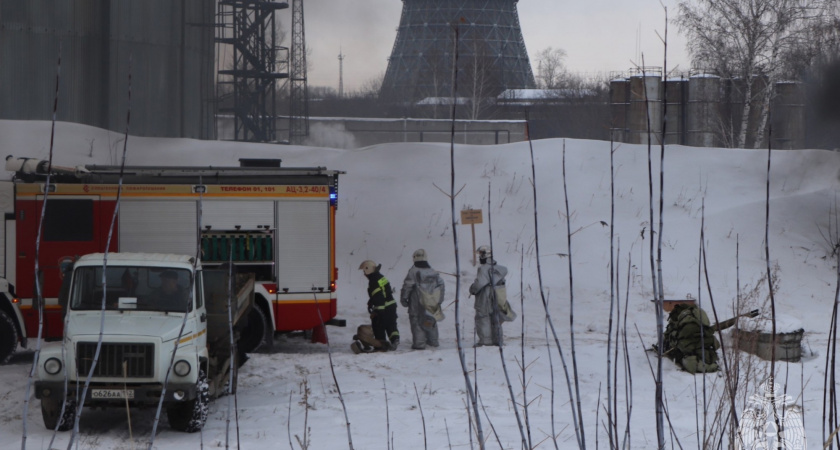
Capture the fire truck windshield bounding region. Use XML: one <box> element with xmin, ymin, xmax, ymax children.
<box><xmin>70</xmin><ymin>266</ymin><xmax>193</xmax><ymax>313</ymax></box>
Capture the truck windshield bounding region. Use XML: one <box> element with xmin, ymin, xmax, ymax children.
<box><xmin>70</xmin><ymin>266</ymin><xmax>193</xmax><ymax>313</ymax></box>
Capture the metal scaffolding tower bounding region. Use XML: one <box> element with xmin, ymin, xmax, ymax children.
<box><xmin>380</xmin><ymin>0</ymin><xmax>535</xmax><ymax>103</ymax></box>
<box><xmin>216</xmin><ymin>0</ymin><xmax>289</xmax><ymax>143</ymax></box>
<box><xmin>289</xmin><ymin>0</ymin><xmax>309</xmax><ymax>144</ymax></box>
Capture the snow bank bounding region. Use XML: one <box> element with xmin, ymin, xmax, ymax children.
<box><xmin>1</xmin><ymin>119</ymin><xmax>837</xmax><ymax>448</ymax></box>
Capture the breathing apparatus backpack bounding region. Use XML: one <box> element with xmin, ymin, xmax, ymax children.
<box><xmin>663</xmin><ymin>304</ymin><xmax>720</xmax><ymax>374</ymax></box>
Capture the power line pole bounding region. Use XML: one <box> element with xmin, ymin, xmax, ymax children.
<box><xmin>338</xmin><ymin>48</ymin><xmax>345</xmax><ymax>99</ymax></box>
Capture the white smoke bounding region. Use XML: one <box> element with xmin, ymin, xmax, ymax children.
<box><xmin>303</xmin><ymin>122</ymin><xmax>358</xmax><ymax>149</ymax></box>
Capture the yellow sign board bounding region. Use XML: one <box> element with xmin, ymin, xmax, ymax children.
<box><xmin>460</xmin><ymin>209</ymin><xmax>483</xmax><ymax>225</ymax></box>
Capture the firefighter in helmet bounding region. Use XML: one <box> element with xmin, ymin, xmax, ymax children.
<box><xmin>358</xmin><ymin>260</ymin><xmax>400</xmax><ymax>351</ymax></box>
<box><xmin>400</xmin><ymin>249</ymin><xmax>445</xmax><ymax>350</ymax></box>
<box><xmin>468</xmin><ymin>245</ymin><xmax>511</xmax><ymax>346</ymax></box>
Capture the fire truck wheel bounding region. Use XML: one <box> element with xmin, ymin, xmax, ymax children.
<box><xmin>0</xmin><ymin>310</ymin><xmax>18</xmax><ymax>365</ymax></box>
<box><xmin>167</xmin><ymin>369</ymin><xmax>209</xmax><ymax>432</ymax></box>
<box><xmin>41</xmin><ymin>398</ymin><xmax>75</xmax><ymax>431</ymax></box>
<box><xmin>238</xmin><ymin>305</ymin><xmax>269</xmax><ymax>354</ymax></box>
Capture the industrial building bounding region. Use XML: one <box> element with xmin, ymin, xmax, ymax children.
<box><xmin>0</xmin><ymin>0</ymin><xmax>216</xmax><ymax>139</ymax></box>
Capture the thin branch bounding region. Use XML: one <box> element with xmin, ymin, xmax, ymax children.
<box><xmin>486</xmin><ymin>183</ymin><xmax>528</xmax><ymax>449</ymax></box>
<box><xmin>562</xmin><ymin>141</ymin><xmax>586</xmax><ymax>448</ymax></box>
<box><xmin>520</xmin><ymin>246</ymin><xmax>533</xmax><ymax>449</ymax></box>
<box><xmin>313</xmin><ymin>296</ymin><xmax>354</xmax><ymax>449</ymax></box>
<box><xmin>414</xmin><ymin>383</ymin><xmax>428</xmax><ymax>450</ymax></box>
<box><xmin>433</xmin><ymin>182</ymin><xmax>467</xmax><ymax>198</ymax></box>
<box><xmin>447</xmin><ymin>21</ymin><xmax>484</xmax><ymax>449</ymax></box>
<box><xmin>71</xmin><ymin>54</ymin><xmax>133</xmax><ymax>450</ymax></box>
<box><xmin>22</xmin><ymin>44</ymin><xmax>61</xmax><ymax>450</ymax></box>
<box><xmin>525</xmin><ymin>115</ymin><xmax>582</xmax><ymax>449</ymax></box>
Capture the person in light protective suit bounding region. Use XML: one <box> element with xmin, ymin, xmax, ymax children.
<box><xmin>468</xmin><ymin>245</ymin><xmax>511</xmax><ymax>346</ymax></box>
<box><xmin>359</xmin><ymin>260</ymin><xmax>400</xmax><ymax>351</ymax></box>
<box><xmin>400</xmin><ymin>249</ymin><xmax>445</xmax><ymax>350</ymax></box>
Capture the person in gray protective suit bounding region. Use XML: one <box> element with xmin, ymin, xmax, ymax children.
<box><xmin>400</xmin><ymin>249</ymin><xmax>445</xmax><ymax>350</ymax></box>
<box><xmin>468</xmin><ymin>245</ymin><xmax>509</xmax><ymax>346</ymax></box>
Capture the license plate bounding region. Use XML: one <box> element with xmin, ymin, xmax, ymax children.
<box><xmin>91</xmin><ymin>389</ymin><xmax>134</xmax><ymax>400</ymax></box>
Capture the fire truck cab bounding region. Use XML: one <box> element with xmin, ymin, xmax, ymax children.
<box><xmin>0</xmin><ymin>156</ymin><xmax>343</xmax><ymax>364</ymax></box>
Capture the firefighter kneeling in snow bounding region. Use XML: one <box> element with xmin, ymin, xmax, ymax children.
<box><xmin>354</xmin><ymin>260</ymin><xmax>400</xmax><ymax>353</ymax></box>
<box><xmin>661</xmin><ymin>304</ymin><xmax>758</xmax><ymax>373</ymax></box>
<box><xmin>663</xmin><ymin>304</ymin><xmax>720</xmax><ymax>374</ymax></box>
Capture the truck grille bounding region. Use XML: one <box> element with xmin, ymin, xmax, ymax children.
<box><xmin>76</xmin><ymin>342</ymin><xmax>155</xmax><ymax>378</ymax></box>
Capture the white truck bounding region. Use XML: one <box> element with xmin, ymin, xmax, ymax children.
<box><xmin>34</xmin><ymin>252</ymin><xmax>254</xmax><ymax>432</ymax></box>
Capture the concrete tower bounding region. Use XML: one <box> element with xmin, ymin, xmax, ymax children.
<box><xmin>380</xmin><ymin>0</ymin><xmax>535</xmax><ymax>103</ymax></box>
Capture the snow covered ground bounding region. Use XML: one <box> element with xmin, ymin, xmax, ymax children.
<box><xmin>1</xmin><ymin>119</ymin><xmax>838</xmax><ymax>449</ymax></box>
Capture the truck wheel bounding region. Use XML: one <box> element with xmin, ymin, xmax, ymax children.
<box><xmin>238</xmin><ymin>306</ymin><xmax>269</xmax><ymax>354</ymax></box>
<box><xmin>41</xmin><ymin>398</ymin><xmax>75</xmax><ymax>431</ymax></box>
<box><xmin>167</xmin><ymin>369</ymin><xmax>209</xmax><ymax>432</ymax></box>
<box><xmin>0</xmin><ymin>310</ymin><xmax>19</xmax><ymax>365</ymax></box>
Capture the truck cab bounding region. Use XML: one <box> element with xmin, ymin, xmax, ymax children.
<box><xmin>34</xmin><ymin>252</ymin><xmax>253</xmax><ymax>432</ymax></box>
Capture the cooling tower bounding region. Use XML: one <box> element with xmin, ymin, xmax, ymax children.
<box><xmin>380</xmin><ymin>0</ymin><xmax>536</xmax><ymax>103</ymax></box>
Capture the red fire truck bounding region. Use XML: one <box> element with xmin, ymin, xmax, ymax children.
<box><xmin>0</xmin><ymin>156</ymin><xmax>343</xmax><ymax>364</ymax></box>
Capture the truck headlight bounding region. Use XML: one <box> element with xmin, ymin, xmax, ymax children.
<box><xmin>44</xmin><ymin>357</ymin><xmax>62</xmax><ymax>375</ymax></box>
<box><xmin>173</xmin><ymin>360</ymin><xmax>191</xmax><ymax>377</ymax></box>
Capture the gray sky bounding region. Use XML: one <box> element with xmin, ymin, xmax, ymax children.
<box><xmin>294</xmin><ymin>0</ymin><xmax>690</xmax><ymax>92</ymax></box>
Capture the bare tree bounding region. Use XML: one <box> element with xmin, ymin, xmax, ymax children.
<box><xmin>677</xmin><ymin>0</ymin><xmax>820</xmax><ymax>148</ymax></box>
<box><xmin>534</xmin><ymin>47</ymin><xmax>567</xmax><ymax>89</ymax></box>
<box><xmin>780</xmin><ymin>0</ymin><xmax>840</xmax><ymax>77</ymax></box>
<box><xmin>358</xmin><ymin>71</ymin><xmax>385</xmax><ymax>99</ymax></box>
<box><xmin>424</xmin><ymin>47</ymin><xmax>448</xmax><ymax>119</ymax></box>
<box><xmin>462</xmin><ymin>39</ymin><xmax>498</xmax><ymax>120</ymax></box>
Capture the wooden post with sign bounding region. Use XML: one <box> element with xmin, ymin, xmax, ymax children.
<box><xmin>460</xmin><ymin>209</ymin><xmax>483</xmax><ymax>266</ymax></box>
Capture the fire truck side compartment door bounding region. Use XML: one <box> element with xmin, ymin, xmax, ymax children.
<box><xmin>275</xmin><ymin>201</ymin><xmax>328</xmax><ymax>292</ymax></box>
<box><xmin>4</xmin><ymin>212</ymin><xmax>14</xmax><ymax>286</ymax></box>
<box><xmin>201</xmin><ymin>201</ymin><xmax>274</xmax><ymax>230</ymax></box>
<box><xmin>0</xmin><ymin>181</ymin><xmax>12</xmax><ymax>278</ymax></box>
<box><xmin>119</xmin><ymin>201</ymin><xmax>197</xmax><ymax>255</ymax></box>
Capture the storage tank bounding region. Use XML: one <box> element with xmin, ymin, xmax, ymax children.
<box><xmin>0</xmin><ymin>1</ymin><xmax>109</xmax><ymax>125</ymax></box>
<box><xmin>609</xmin><ymin>78</ymin><xmax>629</xmax><ymax>143</ymax></box>
<box><xmin>0</xmin><ymin>0</ymin><xmax>215</xmax><ymax>139</ymax></box>
<box><xmin>665</xmin><ymin>77</ymin><xmax>687</xmax><ymax>145</ymax></box>
<box><xmin>771</xmin><ymin>81</ymin><xmax>805</xmax><ymax>149</ymax></box>
<box><xmin>627</xmin><ymin>72</ymin><xmax>662</xmax><ymax>145</ymax></box>
<box><xmin>687</xmin><ymin>74</ymin><xmax>722</xmax><ymax>147</ymax></box>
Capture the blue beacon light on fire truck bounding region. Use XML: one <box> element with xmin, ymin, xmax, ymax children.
<box><xmin>330</xmin><ymin>173</ymin><xmax>339</xmax><ymax>207</ymax></box>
